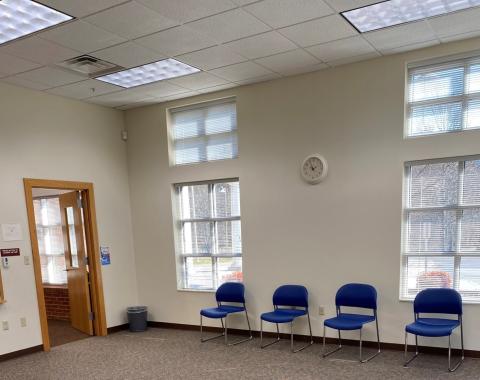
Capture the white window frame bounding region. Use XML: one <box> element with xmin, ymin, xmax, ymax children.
<box><xmin>400</xmin><ymin>155</ymin><xmax>480</xmax><ymax>303</ymax></box>
<box><xmin>167</xmin><ymin>97</ymin><xmax>238</xmax><ymax>166</ymax></box>
<box><xmin>405</xmin><ymin>51</ymin><xmax>480</xmax><ymax>138</ymax></box>
<box><xmin>172</xmin><ymin>178</ymin><xmax>242</xmax><ymax>291</ymax></box>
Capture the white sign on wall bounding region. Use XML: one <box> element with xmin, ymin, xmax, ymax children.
<box><xmin>1</xmin><ymin>224</ymin><xmax>23</xmax><ymax>241</ymax></box>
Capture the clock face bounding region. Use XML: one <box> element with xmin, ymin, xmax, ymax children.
<box><xmin>301</xmin><ymin>155</ymin><xmax>327</xmax><ymax>184</ymax></box>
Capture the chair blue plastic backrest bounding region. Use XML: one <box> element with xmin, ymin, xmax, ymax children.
<box><xmin>273</xmin><ymin>285</ymin><xmax>309</xmax><ymax>308</ymax></box>
<box><xmin>216</xmin><ymin>282</ymin><xmax>245</xmax><ymax>304</ymax></box>
<box><xmin>414</xmin><ymin>288</ymin><xmax>462</xmax><ymax>315</ymax></box>
<box><xmin>335</xmin><ymin>283</ymin><xmax>377</xmax><ymax>310</ymax></box>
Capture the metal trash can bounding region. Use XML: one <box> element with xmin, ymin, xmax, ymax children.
<box><xmin>127</xmin><ymin>306</ymin><xmax>148</xmax><ymax>332</ymax></box>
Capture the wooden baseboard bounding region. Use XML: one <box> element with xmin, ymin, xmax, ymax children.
<box><xmin>0</xmin><ymin>345</ymin><xmax>43</xmax><ymax>362</ymax></box>
<box><xmin>107</xmin><ymin>323</ymin><xmax>129</xmax><ymax>334</ymax></box>
<box><xmin>147</xmin><ymin>321</ymin><xmax>480</xmax><ymax>358</ymax></box>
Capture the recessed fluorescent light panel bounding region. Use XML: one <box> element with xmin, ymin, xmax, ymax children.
<box><xmin>0</xmin><ymin>0</ymin><xmax>73</xmax><ymax>45</ymax></box>
<box><xmin>95</xmin><ymin>59</ymin><xmax>200</xmax><ymax>88</ymax></box>
<box><xmin>342</xmin><ymin>0</ymin><xmax>480</xmax><ymax>33</ymax></box>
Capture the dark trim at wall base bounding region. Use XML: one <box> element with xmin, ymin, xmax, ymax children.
<box><xmin>148</xmin><ymin>321</ymin><xmax>480</xmax><ymax>358</ymax></box>
<box><xmin>107</xmin><ymin>323</ymin><xmax>129</xmax><ymax>334</ymax></box>
<box><xmin>0</xmin><ymin>345</ymin><xmax>43</xmax><ymax>362</ymax></box>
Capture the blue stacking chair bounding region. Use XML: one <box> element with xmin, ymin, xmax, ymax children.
<box><xmin>404</xmin><ymin>288</ymin><xmax>464</xmax><ymax>372</ymax></box>
<box><xmin>260</xmin><ymin>285</ymin><xmax>313</xmax><ymax>353</ymax></box>
<box><xmin>322</xmin><ymin>283</ymin><xmax>381</xmax><ymax>362</ymax></box>
<box><xmin>200</xmin><ymin>282</ymin><xmax>252</xmax><ymax>345</ymax></box>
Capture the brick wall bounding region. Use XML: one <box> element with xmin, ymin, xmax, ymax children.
<box><xmin>44</xmin><ymin>286</ymin><xmax>70</xmax><ymax>321</ymax></box>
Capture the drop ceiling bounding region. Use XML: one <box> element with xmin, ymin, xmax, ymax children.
<box><xmin>0</xmin><ymin>0</ymin><xmax>480</xmax><ymax>110</ymax></box>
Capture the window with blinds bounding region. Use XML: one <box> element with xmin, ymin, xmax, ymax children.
<box><xmin>406</xmin><ymin>55</ymin><xmax>480</xmax><ymax>137</ymax></box>
<box><xmin>173</xmin><ymin>179</ymin><xmax>242</xmax><ymax>290</ymax></box>
<box><xmin>33</xmin><ymin>197</ymin><xmax>67</xmax><ymax>285</ymax></box>
<box><xmin>400</xmin><ymin>156</ymin><xmax>480</xmax><ymax>302</ymax></box>
<box><xmin>169</xmin><ymin>99</ymin><xmax>238</xmax><ymax>166</ymax></box>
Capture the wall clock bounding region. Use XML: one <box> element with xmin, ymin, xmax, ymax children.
<box><xmin>301</xmin><ymin>154</ymin><xmax>328</xmax><ymax>184</ymax></box>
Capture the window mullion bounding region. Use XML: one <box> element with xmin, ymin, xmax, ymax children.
<box><xmin>453</xmin><ymin>161</ymin><xmax>465</xmax><ymax>290</ymax></box>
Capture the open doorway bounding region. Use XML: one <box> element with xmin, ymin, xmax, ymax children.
<box><xmin>24</xmin><ymin>179</ymin><xmax>107</xmax><ymax>351</ymax></box>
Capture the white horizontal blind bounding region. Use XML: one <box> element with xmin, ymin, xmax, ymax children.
<box><xmin>33</xmin><ymin>198</ymin><xmax>67</xmax><ymax>285</ymax></box>
<box><xmin>170</xmin><ymin>99</ymin><xmax>238</xmax><ymax>165</ymax></box>
<box><xmin>174</xmin><ymin>179</ymin><xmax>242</xmax><ymax>290</ymax></box>
<box><xmin>401</xmin><ymin>157</ymin><xmax>480</xmax><ymax>302</ymax></box>
<box><xmin>407</xmin><ymin>56</ymin><xmax>480</xmax><ymax>137</ymax></box>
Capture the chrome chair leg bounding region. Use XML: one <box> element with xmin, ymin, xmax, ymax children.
<box><xmin>200</xmin><ymin>315</ymin><xmax>225</xmax><ymax>343</ymax></box>
<box><xmin>260</xmin><ymin>320</ymin><xmax>281</xmax><ymax>349</ymax></box>
<box><xmin>448</xmin><ymin>330</ymin><xmax>464</xmax><ymax>372</ymax></box>
<box><xmin>291</xmin><ymin>312</ymin><xmax>314</xmax><ymax>353</ymax></box>
<box><xmin>322</xmin><ymin>326</ymin><xmax>342</xmax><ymax>358</ymax></box>
<box><xmin>360</xmin><ymin>319</ymin><xmax>381</xmax><ymax>363</ymax></box>
<box><xmin>226</xmin><ymin>309</ymin><xmax>254</xmax><ymax>346</ymax></box>
<box><xmin>403</xmin><ymin>332</ymin><xmax>419</xmax><ymax>367</ymax></box>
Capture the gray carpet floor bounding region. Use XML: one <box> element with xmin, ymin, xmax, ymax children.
<box><xmin>0</xmin><ymin>328</ymin><xmax>479</xmax><ymax>380</ymax></box>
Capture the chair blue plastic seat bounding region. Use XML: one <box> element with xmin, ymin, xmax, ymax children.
<box><xmin>260</xmin><ymin>285</ymin><xmax>313</xmax><ymax>353</ymax></box>
<box><xmin>200</xmin><ymin>305</ymin><xmax>245</xmax><ymax>319</ymax></box>
<box><xmin>199</xmin><ymin>282</ymin><xmax>252</xmax><ymax>346</ymax></box>
<box><xmin>324</xmin><ymin>313</ymin><xmax>376</xmax><ymax>331</ymax></box>
<box><xmin>322</xmin><ymin>283</ymin><xmax>381</xmax><ymax>363</ymax></box>
<box><xmin>260</xmin><ymin>309</ymin><xmax>306</xmax><ymax>323</ymax></box>
<box><xmin>404</xmin><ymin>288</ymin><xmax>464</xmax><ymax>372</ymax></box>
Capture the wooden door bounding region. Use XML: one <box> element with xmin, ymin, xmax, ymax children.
<box><xmin>59</xmin><ymin>191</ymin><xmax>93</xmax><ymax>335</ymax></box>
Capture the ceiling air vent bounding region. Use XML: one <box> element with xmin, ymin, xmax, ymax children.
<box><xmin>57</xmin><ymin>55</ymin><xmax>124</xmax><ymax>77</ymax></box>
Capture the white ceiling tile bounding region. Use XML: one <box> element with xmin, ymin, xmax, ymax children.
<box><xmin>187</xmin><ymin>8</ymin><xmax>270</xmax><ymax>43</ymax></box>
<box><xmin>126</xmin><ymin>81</ymin><xmax>189</xmax><ymax>98</ymax></box>
<box><xmin>279</xmin><ymin>15</ymin><xmax>357</xmax><ymax>47</ymax></box>
<box><xmin>439</xmin><ymin>30</ymin><xmax>480</xmax><ymax>44</ymax></box>
<box><xmin>39</xmin><ymin>20</ymin><xmax>126</xmax><ymax>53</ymax></box>
<box><xmin>177</xmin><ymin>46</ymin><xmax>247</xmax><ymax>70</ymax></box>
<box><xmin>429</xmin><ymin>7</ymin><xmax>480</xmax><ymax>39</ymax></box>
<box><xmin>93</xmin><ymin>42</ymin><xmax>166</xmax><ymax>68</ymax></box>
<box><xmin>210</xmin><ymin>61</ymin><xmax>273</xmax><ymax>81</ymax></box>
<box><xmin>280</xmin><ymin>62</ymin><xmax>328</xmax><ymax>75</ymax></box>
<box><xmin>0</xmin><ymin>53</ymin><xmax>40</xmax><ymax>75</ymax></box>
<box><xmin>363</xmin><ymin>21</ymin><xmax>437</xmax><ymax>52</ymax></box>
<box><xmin>255</xmin><ymin>49</ymin><xmax>320</xmax><ymax>75</ymax></box>
<box><xmin>245</xmin><ymin>0</ymin><xmax>334</xmax><ymax>28</ymax></box>
<box><xmin>231</xmin><ymin>0</ymin><xmax>259</xmax><ymax>4</ymax></box>
<box><xmin>306</xmin><ymin>36</ymin><xmax>376</xmax><ymax>62</ymax></box>
<box><xmin>1</xmin><ymin>76</ymin><xmax>51</xmax><ymax>91</ymax></box>
<box><xmin>0</xmin><ymin>37</ymin><xmax>81</xmax><ymax>65</ymax></box>
<box><xmin>88</xmin><ymin>91</ymin><xmax>156</xmax><ymax>107</ymax></box>
<box><xmin>15</xmin><ymin>67</ymin><xmax>86</xmax><ymax>88</ymax></box>
<box><xmin>117</xmin><ymin>99</ymin><xmax>159</xmax><ymax>110</ymax></box>
<box><xmin>327</xmin><ymin>51</ymin><xmax>380</xmax><ymax>66</ymax></box>
<box><xmin>46</xmin><ymin>79</ymin><xmax>122</xmax><ymax>99</ymax></box>
<box><xmin>324</xmin><ymin>0</ymin><xmax>380</xmax><ymax>12</ymax></box>
<box><xmin>224</xmin><ymin>31</ymin><xmax>297</xmax><ymax>59</ymax></box>
<box><xmin>36</xmin><ymin>0</ymin><xmax>129</xmax><ymax>17</ymax></box>
<box><xmin>169</xmin><ymin>72</ymin><xmax>228</xmax><ymax>90</ymax></box>
<box><xmin>137</xmin><ymin>0</ymin><xmax>236</xmax><ymax>23</ymax></box>
<box><xmin>197</xmin><ymin>83</ymin><xmax>237</xmax><ymax>93</ymax></box>
<box><xmin>135</xmin><ymin>25</ymin><xmax>216</xmax><ymax>57</ymax></box>
<box><xmin>381</xmin><ymin>40</ymin><xmax>439</xmax><ymax>55</ymax></box>
<box><xmin>85</xmin><ymin>2</ymin><xmax>178</xmax><ymax>40</ymax></box>
<box><xmin>234</xmin><ymin>72</ymin><xmax>281</xmax><ymax>85</ymax></box>
<box><xmin>155</xmin><ymin>91</ymin><xmax>200</xmax><ymax>103</ymax></box>
<box><xmin>0</xmin><ymin>71</ymin><xmax>7</xmax><ymax>78</ymax></box>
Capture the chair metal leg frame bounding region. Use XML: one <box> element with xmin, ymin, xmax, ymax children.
<box><xmin>260</xmin><ymin>320</ymin><xmax>281</xmax><ymax>349</ymax></box>
<box><xmin>322</xmin><ymin>326</ymin><xmax>342</xmax><ymax>358</ymax></box>
<box><xmin>290</xmin><ymin>313</ymin><xmax>314</xmax><ymax>353</ymax></box>
<box><xmin>403</xmin><ymin>332</ymin><xmax>419</xmax><ymax>367</ymax></box>
<box><xmin>323</xmin><ymin>320</ymin><xmax>381</xmax><ymax>363</ymax></box>
<box><xmin>359</xmin><ymin>319</ymin><xmax>381</xmax><ymax>363</ymax></box>
<box><xmin>200</xmin><ymin>311</ymin><xmax>254</xmax><ymax>346</ymax></box>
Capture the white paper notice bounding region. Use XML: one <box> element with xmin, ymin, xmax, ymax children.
<box><xmin>1</xmin><ymin>224</ymin><xmax>22</xmax><ymax>241</ymax></box>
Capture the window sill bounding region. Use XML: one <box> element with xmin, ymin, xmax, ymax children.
<box><xmin>177</xmin><ymin>288</ymin><xmax>215</xmax><ymax>293</ymax></box>
<box><xmin>399</xmin><ymin>297</ymin><xmax>480</xmax><ymax>305</ymax></box>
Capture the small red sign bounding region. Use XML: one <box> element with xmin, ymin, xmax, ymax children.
<box><xmin>1</xmin><ymin>248</ymin><xmax>20</xmax><ymax>257</ymax></box>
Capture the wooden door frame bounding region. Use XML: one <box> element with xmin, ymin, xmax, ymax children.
<box><xmin>24</xmin><ymin>178</ymin><xmax>107</xmax><ymax>351</ymax></box>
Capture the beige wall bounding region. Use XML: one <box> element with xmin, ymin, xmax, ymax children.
<box><xmin>0</xmin><ymin>83</ymin><xmax>138</xmax><ymax>355</ymax></box>
<box><xmin>125</xmin><ymin>37</ymin><xmax>480</xmax><ymax>350</ymax></box>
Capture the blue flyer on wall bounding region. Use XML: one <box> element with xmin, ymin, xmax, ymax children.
<box><xmin>100</xmin><ymin>246</ymin><xmax>111</xmax><ymax>265</ymax></box>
